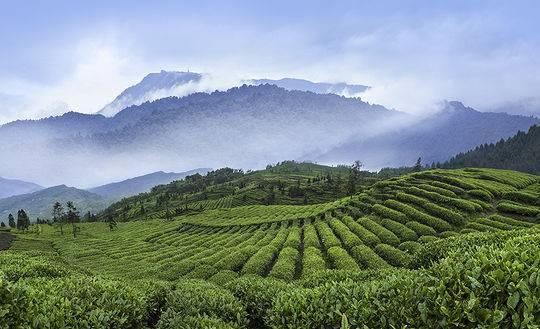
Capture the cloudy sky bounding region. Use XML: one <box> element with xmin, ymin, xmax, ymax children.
<box><xmin>1</xmin><ymin>0</ymin><xmax>540</xmax><ymax>123</ymax></box>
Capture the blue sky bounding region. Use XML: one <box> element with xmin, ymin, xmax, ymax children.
<box><xmin>1</xmin><ymin>0</ymin><xmax>540</xmax><ymax>122</ymax></box>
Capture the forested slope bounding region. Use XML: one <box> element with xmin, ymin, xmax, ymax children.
<box><xmin>443</xmin><ymin>124</ymin><xmax>540</xmax><ymax>174</ymax></box>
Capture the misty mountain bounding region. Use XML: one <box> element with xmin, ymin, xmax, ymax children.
<box><xmin>99</xmin><ymin>70</ymin><xmax>202</xmax><ymax>117</ymax></box>
<box><xmin>0</xmin><ymin>185</ymin><xmax>110</xmax><ymax>220</ymax></box>
<box><xmin>0</xmin><ymin>84</ymin><xmax>400</xmax><ymax>187</ymax></box>
<box><xmin>248</xmin><ymin>78</ymin><xmax>369</xmax><ymax>95</ymax></box>
<box><xmin>442</xmin><ymin>124</ymin><xmax>540</xmax><ymax>174</ymax></box>
<box><xmin>0</xmin><ymin>177</ymin><xmax>43</xmax><ymax>199</ymax></box>
<box><xmin>317</xmin><ymin>101</ymin><xmax>540</xmax><ymax>168</ymax></box>
<box><xmin>88</xmin><ymin>168</ymin><xmax>211</xmax><ymax>200</ymax></box>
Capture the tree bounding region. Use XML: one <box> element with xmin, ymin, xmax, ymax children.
<box><xmin>0</xmin><ymin>222</ymin><xmax>5</xmax><ymax>228</ymax></box>
<box><xmin>52</xmin><ymin>202</ymin><xmax>65</xmax><ymax>235</ymax></box>
<box><xmin>347</xmin><ymin>160</ymin><xmax>364</xmax><ymax>195</ymax></box>
<box><xmin>104</xmin><ymin>208</ymin><xmax>117</xmax><ymax>231</ymax></box>
<box><xmin>413</xmin><ymin>157</ymin><xmax>423</xmax><ymax>172</ymax></box>
<box><xmin>65</xmin><ymin>201</ymin><xmax>80</xmax><ymax>238</ymax></box>
<box><xmin>16</xmin><ymin>209</ymin><xmax>30</xmax><ymax>230</ymax></box>
<box><xmin>8</xmin><ymin>214</ymin><xmax>15</xmax><ymax>228</ymax></box>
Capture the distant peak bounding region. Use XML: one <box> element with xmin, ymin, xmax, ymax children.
<box><xmin>441</xmin><ymin>101</ymin><xmax>476</xmax><ymax>114</ymax></box>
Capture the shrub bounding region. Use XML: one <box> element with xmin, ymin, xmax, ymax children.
<box><xmin>0</xmin><ymin>275</ymin><xmax>148</xmax><ymax>328</ymax></box>
<box><xmin>300</xmin><ymin>268</ymin><xmax>392</xmax><ymax>288</ymax></box>
<box><xmin>208</xmin><ymin>270</ymin><xmax>239</xmax><ymax>286</ymax></box>
<box><xmin>184</xmin><ymin>264</ymin><xmax>219</xmax><ymax>280</ymax></box>
<box><xmin>269</xmin><ymin>247</ymin><xmax>299</xmax><ymax>281</ymax></box>
<box><xmin>417</xmin><ymin>183</ymin><xmax>457</xmax><ymax>197</ymax></box>
<box><xmin>268</xmin><ymin>234</ymin><xmax>540</xmax><ymax>328</ymax></box>
<box><xmin>157</xmin><ymin>280</ymin><xmax>246</xmax><ymax>329</ymax></box>
<box><xmin>327</xmin><ymin>246</ymin><xmax>360</xmax><ymax>271</ymax></box>
<box><xmin>283</xmin><ymin>226</ymin><xmax>301</xmax><ymax>249</ymax></box>
<box><xmin>417</xmin><ymin>235</ymin><xmax>440</xmax><ymax>244</ymax></box>
<box><xmin>411</xmin><ymin>229</ymin><xmax>537</xmax><ymax>268</ymax></box>
<box><xmin>465</xmin><ymin>221</ymin><xmax>499</xmax><ymax>232</ymax></box>
<box><xmin>341</xmin><ymin>216</ymin><xmax>380</xmax><ymax>246</ymax></box>
<box><xmin>328</xmin><ymin>218</ymin><xmax>363</xmax><ymax>249</ymax></box>
<box><xmin>439</xmin><ymin>231</ymin><xmax>459</xmax><ymax>238</ymax></box>
<box><xmin>0</xmin><ymin>251</ymin><xmax>73</xmax><ymax>282</ymax></box>
<box><xmin>375</xmin><ymin>217</ymin><xmax>418</xmax><ymax>241</ymax></box>
<box><xmin>214</xmin><ymin>245</ymin><xmax>259</xmax><ymax>272</ymax></box>
<box><xmin>314</xmin><ymin>221</ymin><xmax>342</xmax><ymax>249</ymax></box>
<box><xmin>374</xmin><ymin>243</ymin><xmax>412</xmax><ymax>267</ymax></box>
<box><xmin>227</xmin><ymin>275</ymin><xmax>291</xmax><ymax>327</ymax></box>
<box><xmin>404</xmin><ymin>186</ymin><xmax>481</xmax><ymax>213</ymax></box>
<box><xmin>371</xmin><ymin>204</ymin><xmax>408</xmax><ymax>224</ymax></box>
<box><xmin>398</xmin><ymin>241</ymin><xmax>423</xmax><ymax>254</ymax></box>
<box><xmin>162</xmin><ymin>315</ymin><xmax>241</xmax><ymax>329</ymax></box>
<box><xmin>429</xmin><ymin>180</ymin><xmax>465</xmax><ymax>194</ymax></box>
<box><xmin>384</xmin><ymin>200</ymin><xmax>452</xmax><ymax>232</ymax></box>
<box><xmin>468</xmin><ymin>189</ymin><xmax>493</xmax><ymax>202</ymax></box>
<box><xmin>405</xmin><ymin>221</ymin><xmax>437</xmax><ymax>236</ymax></box>
<box><xmin>241</xmin><ymin>245</ymin><xmax>279</xmax><ymax>276</ymax></box>
<box><xmin>488</xmin><ymin>214</ymin><xmax>534</xmax><ymax>228</ymax></box>
<box><xmin>474</xmin><ymin>217</ymin><xmax>514</xmax><ymax>231</ymax></box>
<box><xmin>497</xmin><ymin>202</ymin><xmax>540</xmax><ymax>217</ymax></box>
<box><xmin>301</xmin><ymin>247</ymin><xmax>327</xmax><ymax>277</ymax></box>
<box><xmin>358</xmin><ymin>217</ymin><xmax>400</xmax><ymax>246</ymax></box>
<box><xmin>303</xmin><ymin>224</ymin><xmax>321</xmax><ymax>248</ymax></box>
<box><xmin>350</xmin><ymin>245</ymin><xmax>391</xmax><ymax>269</ymax></box>
<box><xmin>503</xmin><ymin>191</ymin><xmax>539</xmax><ymax>205</ymax></box>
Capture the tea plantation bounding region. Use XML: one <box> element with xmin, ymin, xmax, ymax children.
<box><xmin>1</xmin><ymin>168</ymin><xmax>540</xmax><ymax>328</ymax></box>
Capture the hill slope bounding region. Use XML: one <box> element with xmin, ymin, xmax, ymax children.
<box><xmin>318</xmin><ymin>101</ymin><xmax>540</xmax><ymax>167</ymax></box>
<box><xmin>442</xmin><ymin>124</ymin><xmax>540</xmax><ymax>174</ymax></box>
<box><xmin>101</xmin><ymin>161</ymin><xmax>366</xmax><ymax>221</ymax></box>
<box><xmin>0</xmin><ymin>177</ymin><xmax>42</xmax><ymax>199</ymax></box>
<box><xmin>20</xmin><ymin>167</ymin><xmax>540</xmax><ymax>281</ymax></box>
<box><xmin>0</xmin><ymin>185</ymin><xmax>110</xmax><ymax>220</ymax></box>
<box><xmin>88</xmin><ymin>168</ymin><xmax>211</xmax><ymax>200</ymax></box>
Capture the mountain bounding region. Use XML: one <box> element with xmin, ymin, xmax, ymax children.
<box><xmin>0</xmin><ymin>177</ymin><xmax>43</xmax><ymax>199</ymax></box>
<box><xmin>88</xmin><ymin>168</ymin><xmax>211</xmax><ymax>200</ymax></box>
<box><xmin>0</xmin><ymin>185</ymin><xmax>110</xmax><ymax>220</ymax></box>
<box><xmin>317</xmin><ymin>101</ymin><xmax>540</xmax><ymax>168</ymax></box>
<box><xmin>0</xmin><ymin>84</ymin><xmax>399</xmax><ymax>187</ymax></box>
<box><xmin>99</xmin><ymin>70</ymin><xmax>202</xmax><ymax>117</ymax></box>
<box><xmin>441</xmin><ymin>124</ymin><xmax>540</xmax><ymax>174</ymax></box>
<box><xmin>248</xmin><ymin>78</ymin><xmax>369</xmax><ymax>95</ymax></box>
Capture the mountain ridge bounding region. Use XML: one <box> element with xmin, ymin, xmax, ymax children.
<box><xmin>0</xmin><ymin>185</ymin><xmax>109</xmax><ymax>220</ymax></box>
<box><xmin>88</xmin><ymin>168</ymin><xmax>211</xmax><ymax>200</ymax></box>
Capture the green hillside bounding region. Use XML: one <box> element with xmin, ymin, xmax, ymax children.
<box><xmin>0</xmin><ymin>185</ymin><xmax>109</xmax><ymax>221</ymax></box>
<box><xmin>2</xmin><ymin>167</ymin><xmax>539</xmax><ymax>327</ymax></box>
<box><xmin>102</xmin><ymin>161</ymin><xmax>372</xmax><ymax>221</ymax></box>
<box><xmin>442</xmin><ymin>124</ymin><xmax>540</xmax><ymax>174</ymax></box>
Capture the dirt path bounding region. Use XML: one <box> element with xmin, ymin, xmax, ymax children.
<box><xmin>0</xmin><ymin>232</ymin><xmax>15</xmax><ymax>251</ymax></box>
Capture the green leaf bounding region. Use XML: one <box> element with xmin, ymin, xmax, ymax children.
<box><xmin>507</xmin><ymin>292</ymin><xmax>520</xmax><ymax>310</ymax></box>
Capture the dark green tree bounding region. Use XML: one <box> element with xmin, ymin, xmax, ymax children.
<box><xmin>8</xmin><ymin>214</ymin><xmax>15</xmax><ymax>228</ymax></box>
<box><xmin>52</xmin><ymin>201</ymin><xmax>65</xmax><ymax>235</ymax></box>
<box><xmin>65</xmin><ymin>201</ymin><xmax>80</xmax><ymax>238</ymax></box>
<box><xmin>347</xmin><ymin>160</ymin><xmax>364</xmax><ymax>195</ymax></box>
<box><xmin>0</xmin><ymin>222</ymin><xmax>5</xmax><ymax>228</ymax></box>
<box><xmin>16</xmin><ymin>209</ymin><xmax>30</xmax><ymax>230</ymax></box>
<box><xmin>413</xmin><ymin>157</ymin><xmax>423</xmax><ymax>172</ymax></box>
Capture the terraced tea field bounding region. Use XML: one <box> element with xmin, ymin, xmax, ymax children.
<box><xmin>12</xmin><ymin>168</ymin><xmax>539</xmax><ymax>284</ymax></box>
<box><xmin>3</xmin><ymin>167</ymin><xmax>540</xmax><ymax>328</ymax></box>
